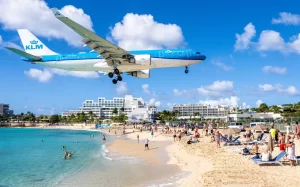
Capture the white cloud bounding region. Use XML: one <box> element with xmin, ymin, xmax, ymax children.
<box><xmin>234</xmin><ymin>22</ymin><xmax>300</xmax><ymax>54</ymax></box>
<box><xmin>0</xmin><ymin>0</ymin><xmax>94</xmax><ymax>47</ymax></box>
<box><xmin>0</xmin><ymin>34</ymin><xmax>22</xmax><ymax>50</ymax></box>
<box><xmin>272</xmin><ymin>12</ymin><xmax>300</xmax><ymax>25</ymax></box>
<box><xmin>256</xmin><ymin>100</ymin><xmax>263</xmax><ymax>108</ymax></box>
<box><xmin>174</xmin><ymin>80</ymin><xmax>234</xmax><ymax>98</ymax></box>
<box><xmin>167</xmin><ymin>103</ymin><xmax>176</xmax><ymax>109</ymax></box>
<box><xmin>142</xmin><ymin>84</ymin><xmax>158</xmax><ymax>98</ymax></box>
<box><xmin>199</xmin><ymin>96</ymin><xmax>240</xmax><ymax>107</ymax></box>
<box><xmin>148</xmin><ymin>98</ymin><xmax>161</xmax><ymax>107</ymax></box>
<box><xmin>173</xmin><ymin>88</ymin><xmax>197</xmax><ymax>98</ymax></box>
<box><xmin>24</xmin><ymin>68</ymin><xmax>99</xmax><ymax>82</ymax></box>
<box><xmin>108</xmin><ymin>13</ymin><xmax>185</xmax><ymax>50</ymax></box>
<box><xmin>24</xmin><ymin>69</ymin><xmax>53</xmax><ymax>82</ymax></box>
<box><xmin>234</xmin><ymin>23</ymin><xmax>256</xmax><ymax>51</ymax></box>
<box><xmin>116</xmin><ymin>82</ymin><xmax>128</xmax><ymax>95</ymax></box>
<box><xmin>257</xmin><ymin>30</ymin><xmax>285</xmax><ymax>52</ymax></box>
<box><xmin>242</xmin><ymin>102</ymin><xmax>250</xmax><ymax>109</ymax></box>
<box><xmin>262</xmin><ymin>66</ymin><xmax>287</xmax><ymax>75</ymax></box>
<box><xmin>50</xmin><ymin>69</ymin><xmax>99</xmax><ymax>78</ymax></box>
<box><xmin>258</xmin><ymin>84</ymin><xmax>276</xmax><ymax>91</ymax></box>
<box><xmin>212</xmin><ymin>61</ymin><xmax>232</xmax><ymax>71</ymax></box>
<box><xmin>258</xmin><ymin>83</ymin><xmax>300</xmax><ymax>95</ymax></box>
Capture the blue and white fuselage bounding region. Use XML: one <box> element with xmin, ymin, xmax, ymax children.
<box><xmin>21</xmin><ymin>49</ymin><xmax>206</xmax><ymax>72</ymax></box>
<box><xmin>6</xmin><ymin>8</ymin><xmax>206</xmax><ymax>83</ymax></box>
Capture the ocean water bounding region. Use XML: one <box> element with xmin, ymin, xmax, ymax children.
<box><xmin>0</xmin><ymin>128</ymin><xmax>185</xmax><ymax>187</ymax></box>
<box><xmin>0</xmin><ymin>128</ymin><xmax>102</xmax><ymax>187</ymax></box>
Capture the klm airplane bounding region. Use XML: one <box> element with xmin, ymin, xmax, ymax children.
<box><xmin>6</xmin><ymin>8</ymin><xmax>206</xmax><ymax>84</ymax></box>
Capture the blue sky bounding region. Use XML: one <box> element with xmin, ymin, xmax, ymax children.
<box><xmin>1</xmin><ymin>0</ymin><xmax>300</xmax><ymax>115</ymax></box>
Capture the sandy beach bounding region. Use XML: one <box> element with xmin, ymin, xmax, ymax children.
<box><xmin>101</xmin><ymin>126</ymin><xmax>300</xmax><ymax>187</ymax></box>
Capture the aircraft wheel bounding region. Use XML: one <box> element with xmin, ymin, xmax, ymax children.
<box><xmin>108</xmin><ymin>72</ymin><xmax>114</xmax><ymax>78</ymax></box>
<box><xmin>112</xmin><ymin>79</ymin><xmax>118</xmax><ymax>84</ymax></box>
<box><xmin>114</xmin><ymin>68</ymin><xmax>120</xmax><ymax>74</ymax></box>
<box><xmin>185</xmin><ymin>69</ymin><xmax>189</xmax><ymax>74</ymax></box>
<box><xmin>117</xmin><ymin>76</ymin><xmax>122</xmax><ymax>81</ymax></box>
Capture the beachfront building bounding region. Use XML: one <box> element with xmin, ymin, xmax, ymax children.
<box><xmin>228</xmin><ymin>112</ymin><xmax>283</xmax><ymax>122</ymax></box>
<box><xmin>62</xmin><ymin>95</ymin><xmax>157</xmax><ymax>122</ymax></box>
<box><xmin>172</xmin><ymin>104</ymin><xmax>232</xmax><ymax>119</ymax></box>
<box><xmin>0</xmin><ymin>104</ymin><xmax>13</xmax><ymax>116</ymax></box>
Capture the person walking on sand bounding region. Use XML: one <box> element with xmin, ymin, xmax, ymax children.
<box><xmin>214</xmin><ymin>131</ymin><xmax>222</xmax><ymax>148</ymax></box>
<box><xmin>151</xmin><ymin>130</ymin><xmax>154</xmax><ymax>138</ymax></box>
<box><xmin>294</xmin><ymin>121</ymin><xmax>300</xmax><ymax>139</ymax></box>
<box><xmin>115</xmin><ymin>130</ymin><xmax>117</xmax><ymax>135</ymax></box>
<box><xmin>145</xmin><ymin>138</ymin><xmax>150</xmax><ymax>151</ymax></box>
<box><xmin>137</xmin><ymin>134</ymin><xmax>140</xmax><ymax>143</ymax></box>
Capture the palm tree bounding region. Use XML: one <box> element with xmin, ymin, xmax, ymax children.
<box><xmin>112</xmin><ymin>108</ymin><xmax>118</xmax><ymax>116</ymax></box>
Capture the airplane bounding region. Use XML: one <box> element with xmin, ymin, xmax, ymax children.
<box><xmin>5</xmin><ymin>8</ymin><xmax>206</xmax><ymax>84</ymax></box>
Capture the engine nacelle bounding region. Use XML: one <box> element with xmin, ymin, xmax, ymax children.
<box><xmin>130</xmin><ymin>54</ymin><xmax>151</xmax><ymax>65</ymax></box>
<box><xmin>130</xmin><ymin>69</ymin><xmax>150</xmax><ymax>78</ymax></box>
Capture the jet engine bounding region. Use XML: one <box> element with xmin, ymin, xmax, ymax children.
<box><xmin>128</xmin><ymin>54</ymin><xmax>151</xmax><ymax>65</ymax></box>
<box><xmin>129</xmin><ymin>69</ymin><xmax>150</xmax><ymax>78</ymax></box>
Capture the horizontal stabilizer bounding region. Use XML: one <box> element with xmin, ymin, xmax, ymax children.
<box><xmin>5</xmin><ymin>47</ymin><xmax>42</xmax><ymax>61</ymax></box>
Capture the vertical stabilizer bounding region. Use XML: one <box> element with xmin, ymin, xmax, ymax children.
<box><xmin>17</xmin><ymin>29</ymin><xmax>57</xmax><ymax>56</ymax></box>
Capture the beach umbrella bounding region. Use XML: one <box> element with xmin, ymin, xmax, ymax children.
<box><xmin>267</xmin><ymin>134</ymin><xmax>273</xmax><ymax>152</ymax></box>
<box><xmin>221</xmin><ymin>128</ymin><xmax>241</xmax><ymax>135</ymax></box>
<box><xmin>250</xmin><ymin>125</ymin><xmax>267</xmax><ymax>131</ymax></box>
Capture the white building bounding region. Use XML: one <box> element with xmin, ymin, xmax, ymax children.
<box><xmin>228</xmin><ymin>112</ymin><xmax>283</xmax><ymax>121</ymax></box>
<box><xmin>62</xmin><ymin>95</ymin><xmax>157</xmax><ymax>121</ymax></box>
<box><xmin>173</xmin><ymin>104</ymin><xmax>232</xmax><ymax>119</ymax></box>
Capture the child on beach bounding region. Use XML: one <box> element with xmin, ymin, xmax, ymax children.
<box><xmin>144</xmin><ymin>138</ymin><xmax>150</xmax><ymax>151</ymax></box>
<box><xmin>286</xmin><ymin>139</ymin><xmax>296</xmax><ymax>167</ymax></box>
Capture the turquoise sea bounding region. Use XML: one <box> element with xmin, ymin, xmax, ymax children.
<box><xmin>0</xmin><ymin>128</ymin><xmax>185</xmax><ymax>187</ymax></box>
<box><xmin>0</xmin><ymin>128</ymin><xmax>102</xmax><ymax>187</ymax></box>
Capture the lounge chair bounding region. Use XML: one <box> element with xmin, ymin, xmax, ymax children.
<box><xmin>243</xmin><ymin>136</ymin><xmax>267</xmax><ymax>145</ymax></box>
<box><xmin>252</xmin><ymin>151</ymin><xmax>286</xmax><ymax>166</ymax></box>
<box><xmin>296</xmin><ymin>156</ymin><xmax>300</xmax><ymax>164</ymax></box>
<box><xmin>224</xmin><ymin>136</ymin><xmax>241</xmax><ymax>146</ymax></box>
<box><xmin>222</xmin><ymin>136</ymin><xmax>229</xmax><ymax>142</ymax></box>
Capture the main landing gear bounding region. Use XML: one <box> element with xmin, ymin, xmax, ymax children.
<box><xmin>108</xmin><ymin>68</ymin><xmax>122</xmax><ymax>84</ymax></box>
<box><xmin>185</xmin><ymin>66</ymin><xmax>189</xmax><ymax>74</ymax></box>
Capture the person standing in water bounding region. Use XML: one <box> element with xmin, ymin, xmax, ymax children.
<box><xmin>103</xmin><ymin>135</ymin><xmax>106</xmax><ymax>142</ymax></box>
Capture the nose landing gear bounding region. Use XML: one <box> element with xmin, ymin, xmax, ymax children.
<box><xmin>185</xmin><ymin>66</ymin><xmax>189</xmax><ymax>74</ymax></box>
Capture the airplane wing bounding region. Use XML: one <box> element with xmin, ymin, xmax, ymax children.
<box><xmin>5</xmin><ymin>47</ymin><xmax>42</xmax><ymax>61</ymax></box>
<box><xmin>51</xmin><ymin>8</ymin><xmax>132</xmax><ymax>66</ymax></box>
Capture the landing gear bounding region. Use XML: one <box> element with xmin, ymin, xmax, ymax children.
<box><xmin>117</xmin><ymin>76</ymin><xmax>122</xmax><ymax>81</ymax></box>
<box><xmin>114</xmin><ymin>68</ymin><xmax>120</xmax><ymax>74</ymax></box>
<box><xmin>108</xmin><ymin>72</ymin><xmax>114</xmax><ymax>78</ymax></box>
<box><xmin>185</xmin><ymin>66</ymin><xmax>189</xmax><ymax>74</ymax></box>
<box><xmin>112</xmin><ymin>79</ymin><xmax>118</xmax><ymax>84</ymax></box>
<box><xmin>109</xmin><ymin>68</ymin><xmax>123</xmax><ymax>84</ymax></box>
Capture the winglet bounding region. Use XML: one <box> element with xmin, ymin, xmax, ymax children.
<box><xmin>51</xmin><ymin>8</ymin><xmax>65</xmax><ymax>17</ymax></box>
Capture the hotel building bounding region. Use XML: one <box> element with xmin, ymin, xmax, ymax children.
<box><xmin>62</xmin><ymin>95</ymin><xmax>157</xmax><ymax>121</ymax></box>
<box><xmin>172</xmin><ymin>104</ymin><xmax>231</xmax><ymax>119</ymax></box>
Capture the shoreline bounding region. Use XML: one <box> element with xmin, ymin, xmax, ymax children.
<box><xmin>5</xmin><ymin>126</ymin><xmax>300</xmax><ymax>186</ymax></box>
<box><xmin>102</xmin><ymin>128</ymin><xmax>214</xmax><ymax>187</ymax></box>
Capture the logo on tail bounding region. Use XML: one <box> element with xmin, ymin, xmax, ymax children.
<box><xmin>26</xmin><ymin>40</ymin><xmax>43</xmax><ymax>50</ymax></box>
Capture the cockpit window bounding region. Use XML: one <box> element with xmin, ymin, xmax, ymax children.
<box><xmin>196</xmin><ymin>52</ymin><xmax>201</xmax><ymax>54</ymax></box>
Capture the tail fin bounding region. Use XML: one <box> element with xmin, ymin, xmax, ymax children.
<box><xmin>17</xmin><ymin>29</ymin><xmax>58</xmax><ymax>56</ymax></box>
